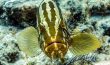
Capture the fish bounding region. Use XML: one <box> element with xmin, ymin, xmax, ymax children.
<box><xmin>37</xmin><ymin>0</ymin><xmax>69</xmax><ymax>61</ymax></box>
<box><xmin>15</xmin><ymin>0</ymin><xmax>101</xmax><ymax>63</ymax></box>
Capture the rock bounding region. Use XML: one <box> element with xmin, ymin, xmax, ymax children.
<box><xmin>103</xmin><ymin>27</ymin><xmax>110</xmax><ymax>36</ymax></box>
<box><xmin>88</xmin><ymin>0</ymin><xmax>110</xmax><ymax>16</ymax></box>
<box><xmin>4</xmin><ymin>52</ymin><xmax>19</xmax><ymax>63</ymax></box>
<box><xmin>6</xmin><ymin>4</ymin><xmax>38</xmax><ymax>28</ymax></box>
<box><xmin>0</xmin><ymin>7</ymin><xmax>4</xmax><ymax>16</ymax></box>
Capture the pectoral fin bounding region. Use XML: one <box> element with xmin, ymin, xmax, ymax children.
<box><xmin>16</xmin><ymin>26</ymin><xmax>40</xmax><ymax>57</ymax></box>
<box><xmin>70</xmin><ymin>33</ymin><xmax>101</xmax><ymax>55</ymax></box>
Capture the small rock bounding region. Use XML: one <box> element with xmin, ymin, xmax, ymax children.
<box><xmin>5</xmin><ymin>2</ymin><xmax>38</xmax><ymax>28</ymax></box>
<box><xmin>0</xmin><ymin>7</ymin><xmax>4</xmax><ymax>16</ymax></box>
<box><xmin>4</xmin><ymin>52</ymin><xmax>19</xmax><ymax>63</ymax></box>
<box><xmin>103</xmin><ymin>27</ymin><xmax>110</xmax><ymax>36</ymax></box>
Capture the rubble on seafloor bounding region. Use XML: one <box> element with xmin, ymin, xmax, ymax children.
<box><xmin>0</xmin><ymin>0</ymin><xmax>110</xmax><ymax>65</ymax></box>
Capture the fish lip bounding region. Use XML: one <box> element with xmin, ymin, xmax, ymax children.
<box><xmin>48</xmin><ymin>41</ymin><xmax>61</xmax><ymax>46</ymax></box>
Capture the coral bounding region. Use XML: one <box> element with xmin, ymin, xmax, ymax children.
<box><xmin>0</xmin><ymin>0</ymin><xmax>110</xmax><ymax>65</ymax></box>
<box><xmin>6</xmin><ymin>3</ymin><xmax>38</xmax><ymax>27</ymax></box>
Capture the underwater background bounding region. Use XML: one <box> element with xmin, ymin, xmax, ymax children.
<box><xmin>0</xmin><ymin>0</ymin><xmax>110</xmax><ymax>65</ymax></box>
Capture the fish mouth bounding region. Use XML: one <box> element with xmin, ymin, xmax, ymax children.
<box><xmin>44</xmin><ymin>41</ymin><xmax>68</xmax><ymax>60</ymax></box>
<box><xmin>48</xmin><ymin>41</ymin><xmax>61</xmax><ymax>46</ymax></box>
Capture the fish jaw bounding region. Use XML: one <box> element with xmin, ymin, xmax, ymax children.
<box><xmin>44</xmin><ymin>42</ymin><xmax>68</xmax><ymax>61</ymax></box>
